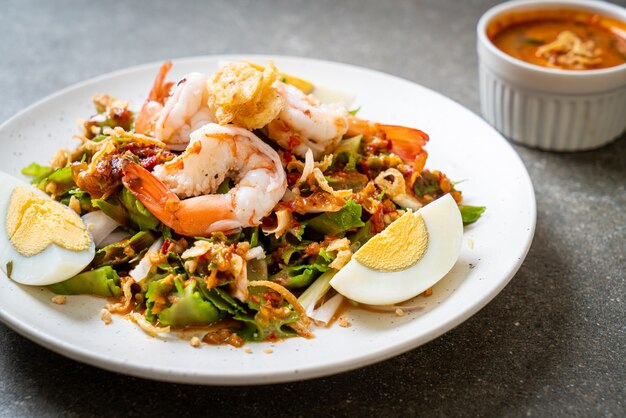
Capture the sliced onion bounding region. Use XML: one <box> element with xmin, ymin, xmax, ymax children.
<box><xmin>181</xmin><ymin>240</ymin><xmax>213</xmax><ymax>259</ymax></box>
<box><xmin>316</xmin><ymin>154</ymin><xmax>334</xmax><ymax>172</ymax></box>
<box><xmin>298</xmin><ymin>148</ymin><xmax>314</xmax><ymax>183</ymax></box>
<box><xmin>246</xmin><ymin>246</ymin><xmax>266</xmax><ymax>260</ymax></box>
<box><xmin>392</xmin><ymin>194</ymin><xmax>422</xmax><ymax>211</ymax></box>
<box><xmin>312</xmin><ymin>168</ymin><xmax>351</xmax><ymax>198</ymax></box>
<box><xmin>375</xmin><ymin>168</ymin><xmax>422</xmax><ymax>210</ymax></box>
<box><xmin>229</xmin><ymin>254</ymin><xmax>248</xmax><ymax>303</ymax></box>
<box><xmin>81</xmin><ymin>210</ymin><xmax>119</xmax><ymax>247</ymax></box>
<box><xmin>129</xmin><ymin>237</ymin><xmax>164</xmax><ymax>283</ymax></box>
<box><xmin>281</xmin><ymin>188</ymin><xmax>297</xmax><ymax>202</ymax></box>
<box><xmin>310</xmin><ymin>293</ymin><xmax>344</xmax><ymax>326</ymax></box>
<box><xmin>298</xmin><ymin>270</ymin><xmax>337</xmax><ymax>315</ymax></box>
<box><xmin>261</xmin><ymin>208</ymin><xmax>294</xmax><ymax>238</ymax></box>
<box><xmin>97</xmin><ymin>230</ymin><xmax>131</xmax><ymax>249</ymax></box>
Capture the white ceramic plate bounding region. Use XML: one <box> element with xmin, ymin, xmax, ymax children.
<box><xmin>0</xmin><ymin>56</ymin><xmax>535</xmax><ymax>385</ymax></box>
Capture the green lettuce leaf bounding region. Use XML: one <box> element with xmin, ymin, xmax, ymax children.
<box><xmin>460</xmin><ymin>205</ymin><xmax>486</xmax><ymax>225</ymax></box>
<box><xmin>197</xmin><ymin>285</ymin><xmax>247</xmax><ymax>316</ymax></box>
<box><xmin>48</xmin><ymin>266</ymin><xmax>121</xmax><ymax>297</ymax></box>
<box><xmin>93</xmin><ymin>230</ymin><xmax>158</xmax><ymax>267</ymax></box>
<box><xmin>60</xmin><ymin>188</ymin><xmax>93</xmax><ymax>212</ymax></box>
<box><xmin>249</xmin><ymin>227</ymin><xmax>259</xmax><ymax>248</ymax></box>
<box><xmin>157</xmin><ymin>280</ymin><xmax>220</xmax><ymax>326</ymax></box>
<box><xmin>216</xmin><ymin>178</ymin><xmax>232</xmax><ymax>194</ymax></box>
<box><xmin>271</xmin><ymin>255</ymin><xmax>331</xmax><ymax>289</ymax></box>
<box><xmin>22</xmin><ymin>162</ymin><xmax>53</xmax><ymax>179</ymax></box>
<box><xmin>235</xmin><ymin>286</ymin><xmax>300</xmax><ymax>341</ymax></box>
<box><xmin>234</xmin><ymin>311</ymin><xmax>298</xmax><ymax>342</ymax></box>
<box><xmin>348</xmin><ymin>106</ymin><xmax>361</xmax><ymax>116</ymax></box>
<box><xmin>92</xmin><ymin>196</ymin><xmax>131</xmax><ymax>228</ymax></box>
<box><xmin>333</xmin><ymin>135</ymin><xmax>362</xmax><ymax>156</ymax></box>
<box><xmin>280</xmin><ymin>240</ymin><xmax>310</xmax><ymax>264</ymax></box>
<box><xmin>307</xmin><ymin>200</ymin><xmax>365</xmax><ymax>235</ymax></box>
<box><xmin>118</xmin><ymin>188</ymin><xmax>160</xmax><ymax>231</ymax></box>
<box><xmin>348</xmin><ymin>219</ymin><xmax>376</xmax><ymax>252</ymax></box>
<box><xmin>28</xmin><ymin>166</ymin><xmax>75</xmax><ymax>196</ymax></box>
<box><xmin>93</xmin><ymin>188</ymin><xmax>159</xmax><ymax>231</ymax></box>
<box><xmin>145</xmin><ymin>275</ymin><xmax>175</xmax><ymax>322</ymax></box>
<box><xmin>332</xmin><ymin>134</ymin><xmax>363</xmax><ymax>172</ymax></box>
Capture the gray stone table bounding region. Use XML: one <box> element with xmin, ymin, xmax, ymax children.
<box><xmin>0</xmin><ymin>0</ymin><xmax>624</xmax><ymax>416</ymax></box>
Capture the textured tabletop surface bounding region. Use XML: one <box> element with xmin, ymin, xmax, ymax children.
<box><xmin>1</xmin><ymin>0</ymin><xmax>625</xmax><ymax>416</ymax></box>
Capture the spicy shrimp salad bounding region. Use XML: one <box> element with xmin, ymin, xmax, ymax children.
<box><xmin>0</xmin><ymin>61</ymin><xmax>484</xmax><ymax>346</ymax></box>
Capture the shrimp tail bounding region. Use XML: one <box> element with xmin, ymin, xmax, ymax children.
<box><xmin>135</xmin><ymin>61</ymin><xmax>175</xmax><ymax>135</ymax></box>
<box><xmin>147</xmin><ymin>61</ymin><xmax>174</xmax><ymax>103</ymax></box>
<box><xmin>347</xmin><ymin>116</ymin><xmax>429</xmax><ymax>162</ymax></box>
<box><xmin>122</xmin><ymin>159</ymin><xmax>241</xmax><ymax>237</ymax></box>
<box><xmin>121</xmin><ymin>160</ymin><xmax>180</xmax><ymax>227</ymax></box>
<box><xmin>379</xmin><ymin>124</ymin><xmax>429</xmax><ymax>162</ymax></box>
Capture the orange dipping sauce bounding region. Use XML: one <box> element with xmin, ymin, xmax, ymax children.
<box><xmin>488</xmin><ymin>9</ymin><xmax>626</xmax><ymax>70</ymax></box>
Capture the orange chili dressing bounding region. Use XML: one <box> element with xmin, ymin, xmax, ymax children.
<box><xmin>488</xmin><ymin>9</ymin><xmax>626</xmax><ymax>70</ymax></box>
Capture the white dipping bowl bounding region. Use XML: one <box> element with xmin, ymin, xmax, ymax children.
<box><xmin>477</xmin><ymin>0</ymin><xmax>626</xmax><ymax>151</ymax></box>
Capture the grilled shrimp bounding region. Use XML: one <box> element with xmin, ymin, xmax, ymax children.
<box><xmin>122</xmin><ymin>123</ymin><xmax>287</xmax><ymax>236</ymax></box>
<box><xmin>266</xmin><ymin>82</ymin><xmax>349</xmax><ymax>159</ymax></box>
<box><xmin>135</xmin><ymin>63</ymin><xmax>215</xmax><ymax>151</ymax></box>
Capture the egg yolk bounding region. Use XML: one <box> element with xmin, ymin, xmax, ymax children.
<box><xmin>6</xmin><ymin>187</ymin><xmax>90</xmax><ymax>256</ymax></box>
<box><xmin>354</xmin><ymin>210</ymin><xmax>428</xmax><ymax>271</ymax></box>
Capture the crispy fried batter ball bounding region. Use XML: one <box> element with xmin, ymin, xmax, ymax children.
<box><xmin>207</xmin><ymin>62</ymin><xmax>285</xmax><ymax>130</ymax></box>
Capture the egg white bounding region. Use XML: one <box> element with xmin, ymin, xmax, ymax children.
<box><xmin>0</xmin><ymin>171</ymin><xmax>95</xmax><ymax>286</ymax></box>
<box><xmin>329</xmin><ymin>193</ymin><xmax>463</xmax><ymax>305</ymax></box>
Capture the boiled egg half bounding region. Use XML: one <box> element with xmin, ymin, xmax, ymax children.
<box><xmin>330</xmin><ymin>193</ymin><xmax>463</xmax><ymax>305</ymax></box>
<box><xmin>0</xmin><ymin>171</ymin><xmax>95</xmax><ymax>285</ymax></box>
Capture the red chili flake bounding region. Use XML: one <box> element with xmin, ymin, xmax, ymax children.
<box><xmin>371</xmin><ymin>205</ymin><xmax>385</xmax><ymax>233</ymax></box>
<box><xmin>287</xmin><ymin>172</ymin><xmax>301</xmax><ymax>186</ymax></box>
<box><xmin>125</xmin><ymin>143</ymin><xmax>138</xmax><ymax>153</ymax></box>
<box><xmin>140</xmin><ymin>155</ymin><xmax>158</xmax><ymax>171</ymax></box>
<box><xmin>264</xmin><ymin>292</ymin><xmax>281</xmax><ymax>303</ymax></box>
<box><xmin>161</xmin><ymin>239</ymin><xmax>171</xmax><ymax>254</ymax></box>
